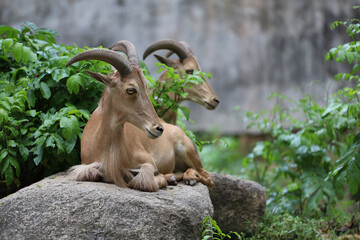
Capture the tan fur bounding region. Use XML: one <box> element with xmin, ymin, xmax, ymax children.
<box><xmin>68</xmin><ymin>162</ymin><xmax>103</xmax><ymax>182</ymax></box>
<box><xmin>128</xmin><ymin>163</ymin><xmax>167</xmax><ymax>192</ymax></box>
<box><xmin>72</xmin><ymin>67</ymin><xmax>167</xmax><ymax>192</ymax></box>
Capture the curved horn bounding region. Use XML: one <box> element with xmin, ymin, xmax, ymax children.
<box><xmin>110</xmin><ymin>40</ymin><xmax>141</xmax><ymax>68</ymax></box>
<box><xmin>66</xmin><ymin>49</ymin><xmax>132</xmax><ymax>77</ymax></box>
<box><xmin>164</xmin><ymin>41</ymin><xmax>193</xmax><ymax>58</ymax></box>
<box><xmin>143</xmin><ymin>39</ymin><xmax>189</xmax><ymax>62</ymax></box>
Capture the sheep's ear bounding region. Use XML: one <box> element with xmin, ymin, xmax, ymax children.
<box><xmin>154</xmin><ymin>54</ymin><xmax>176</xmax><ymax>67</ymax></box>
<box><xmin>86</xmin><ymin>70</ymin><xmax>112</xmax><ymax>85</ymax></box>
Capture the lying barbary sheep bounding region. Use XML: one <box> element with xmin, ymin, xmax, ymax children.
<box><xmin>68</xmin><ymin>41</ymin><xmax>213</xmax><ymax>192</ymax></box>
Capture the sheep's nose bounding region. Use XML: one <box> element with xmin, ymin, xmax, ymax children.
<box><xmin>213</xmin><ymin>98</ymin><xmax>220</xmax><ymax>104</ymax></box>
<box><xmin>156</xmin><ymin>125</ymin><xmax>164</xmax><ymax>133</ymax></box>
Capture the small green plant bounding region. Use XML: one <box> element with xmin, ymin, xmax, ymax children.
<box><xmin>201</xmin><ymin>217</ymin><xmax>242</xmax><ymax>240</ymax></box>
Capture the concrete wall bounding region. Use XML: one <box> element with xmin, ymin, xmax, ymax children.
<box><xmin>0</xmin><ymin>0</ymin><xmax>356</xmax><ymax>133</ymax></box>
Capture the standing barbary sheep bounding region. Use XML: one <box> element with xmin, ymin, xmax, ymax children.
<box><xmin>68</xmin><ymin>41</ymin><xmax>213</xmax><ymax>191</ymax></box>
<box><xmin>141</xmin><ymin>39</ymin><xmax>220</xmax><ymax>124</ymax></box>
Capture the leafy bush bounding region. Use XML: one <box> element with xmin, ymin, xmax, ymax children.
<box><xmin>0</xmin><ymin>22</ymin><xmax>111</xmax><ymax>191</ymax></box>
<box><xmin>198</xmin><ymin>6</ymin><xmax>360</xmax><ymax>239</ymax></box>
<box><xmin>236</xmin><ymin>7</ymin><xmax>360</xmax><ymax>215</ymax></box>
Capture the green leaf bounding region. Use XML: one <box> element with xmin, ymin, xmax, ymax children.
<box><xmin>26</xmin><ymin>109</ymin><xmax>37</xmax><ymax>117</ymax></box>
<box><xmin>28</xmin><ymin>50</ymin><xmax>37</xmax><ymax>62</ymax></box>
<box><xmin>179</xmin><ymin>105</ymin><xmax>190</xmax><ymax>121</ymax></box>
<box><xmin>18</xmin><ymin>144</ymin><xmax>29</xmax><ymax>161</ymax></box>
<box><xmin>12</xmin><ymin>42</ymin><xmax>23</xmax><ymax>63</ymax></box>
<box><xmin>24</xmin><ymin>21</ymin><xmax>39</xmax><ymax>31</ymax></box>
<box><xmin>0</xmin><ymin>25</ymin><xmax>19</xmax><ymax>38</ymax></box>
<box><xmin>52</xmin><ymin>68</ymin><xmax>69</xmax><ymax>82</ymax></box>
<box><xmin>9</xmin><ymin>157</ymin><xmax>20</xmax><ymax>177</ymax></box>
<box><xmin>46</xmin><ymin>135</ymin><xmax>56</xmax><ymax>148</ymax></box>
<box><xmin>26</xmin><ymin>90</ymin><xmax>35</xmax><ymax>107</ymax></box>
<box><xmin>346</xmin><ymin>158</ymin><xmax>360</xmax><ymax>194</ymax></box>
<box><xmin>21</xmin><ymin>46</ymin><xmax>32</xmax><ymax>64</ymax></box>
<box><xmin>1</xmin><ymin>39</ymin><xmax>13</xmax><ymax>55</ymax></box>
<box><xmin>53</xmin><ymin>133</ymin><xmax>65</xmax><ymax>153</ymax></box>
<box><xmin>290</xmin><ymin>135</ymin><xmax>301</xmax><ymax>148</ymax></box>
<box><xmin>322</xmin><ymin>102</ymin><xmax>342</xmax><ymax>118</ymax></box>
<box><xmin>7</xmin><ymin>140</ymin><xmax>17</xmax><ymax>147</ymax></box>
<box><xmin>64</xmin><ymin>135</ymin><xmax>77</xmax><ymax>154</ymax></box>
<box><xmin>4</xmin><ymin>166</ymin><xmax>14</xmax><ymax>187</ymax></box>
<box><xmin>336</xmin><ymin>49</ymin><xmax>346</xmax><ymax>63</ymax></box>
<box><xmin>33</xmin><ymin>144</ymin><xmax>44</xmax><ymax>166</ymax></box>
<box><xmin>60</xmin><ymin>115</ymin><xmax>80</xmax><ymax>140</ymax></box>
<box><xmin>304</xmin><ymin>187</ymin><xmax>322</xmax><ymax>214</ymax></box>
<box><xmin>40</xmin><ymin>82</ymin><xmax>51</xmax><ymax>99</ymax></box>
<box><xmin>334</xmin><ymin>116</ymin><xmax>348</xmax><ymax>129</ymax></box>
<box><xmin>346</xmin><ymin>51</ymin><xmax>354</xmax><ymax>64</ymax></box>
<box><xmin>0</xmin><ymin>157</ymin><xmax>9</xmax><ymax>175</ymax></box>
<box><xmin>0</xmin><ymin>108</ymin><xmax>8</xmax><ymax>125</ymax></box>
<box><xmin>0</xmin><ymin>149</ymin><xmax>8</xmax><ymax>162</ymax></box>
<box><xmin>66</xmin><ymin>74</ymin><xmax>83</xmax><ymax>94</ymax></box>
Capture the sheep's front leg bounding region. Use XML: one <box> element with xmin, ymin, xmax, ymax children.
<box><xmin>176</xmin><ymin>137</ymin><xmax>214</xmax><ymax>187</ymax></box>
<box><xmin>128</xmin><ymin>163</ymin><xmax>168</xmax><ymax>192</ymax></box>
<box><xmin>183</xmin><ymin>168</ymin><xmax>213</xmax><ymax>187</ymax></box>
<box><xmin>164</xmin><ymin>172</ymin><xmax>184</xmax><ymax>185</ymax></box>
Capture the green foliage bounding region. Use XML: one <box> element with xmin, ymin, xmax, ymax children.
<box><xmin>248</xmin><ymin>212</ymin><xmax>325</xmax><ymax>239</ymax></box>
<box><xmin>200</xmin><ymin>6</ymin><xmax>360</xmax><ymax>218</ymax></box>
<box><xmin>0</xmin><ymin>22</ymin><xmax>111</xmax><ymax>188</ymax></box>
<box><xmin>202</xmin><ymin>211</ymin><xmax>360</xmax><ymax>239</ymax></box>
<box><xmin>200</xmin><ymin>137</ymin><xmax>245</xmax><ymax>175</ymax></box>
<box><xmin>201</xmin><ymin>217</ymin><xmax>242</xmax><ymax>240</ymax></box>
<box><xmin>235</xmin><ymin>11</ymin><xmax>360</xmax><ymax>216</ymax></box>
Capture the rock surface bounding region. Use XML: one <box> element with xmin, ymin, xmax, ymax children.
<box><xmin>0</xmin><ymin>173</ymin><xmax>213</xmax><ymax>240</ymax></box>
<box><xmin>209</xmin><ymin>172</ymin><xmax>266</xmax><ymax>235</ymax></box>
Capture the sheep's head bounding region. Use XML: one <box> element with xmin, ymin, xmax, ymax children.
<box><xmin>66</xmin><ymin>41</ymin><xmax>163</xmax><ymax>139</ymax></box>
<box><xmin>143</xmin><ymin>39</ymin><xmax>219</xmax><ymax>110</ymax></box>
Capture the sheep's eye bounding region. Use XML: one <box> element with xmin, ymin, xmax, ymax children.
<box><xmin>186</xmin><ymin>69</ymin><xmax>194</xmax><ymax>74</ymax></box>
<box><xmin>126</xmin><ymin>88</ymin><xmax>136</xmax><ymax>95</ymax></box>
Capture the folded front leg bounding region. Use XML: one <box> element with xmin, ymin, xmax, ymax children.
<box><xmin>183</xmin><ymin>168</ymin><xmax>214</xmax><ymax>187</ymax></box>
<box><xmin>128</xmin><ymin>163</ymin><xmax>168</xmax><ymax>192</ymax></box>
<box><xmin>164</xmin><ymin>172</ymin><xmax>184</xmax><ymax>185</ymax></box>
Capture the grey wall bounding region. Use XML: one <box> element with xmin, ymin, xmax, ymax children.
<box><xmin>0</xmin><ymin>0</ymin><xmax>356</xmax><ymax>133</ymax></box>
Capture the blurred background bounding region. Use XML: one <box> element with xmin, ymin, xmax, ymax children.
<box><xmin>0</xmin><ymin>0</ymin><xmax>356</xmax><ymax>134</ymax></box>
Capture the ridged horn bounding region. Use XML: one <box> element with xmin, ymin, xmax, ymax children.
<box><xmin>165</xmin><ymin>41</ymin><xmax>193</xmax><ymax>58</ymax></box>
<box><xmin>143</xmin><ymin>39</ymin><xmax>189</xmax><ymax>62</ymax></box>
<box><xmin>66</xmin><ymin>49</ymin><xmax>132</xmax><ymax>77</ymax></box>
<box><xmin>110</xmin><ymin>40</ymin><xmax>141</xmax><ymax>68</ymax></box>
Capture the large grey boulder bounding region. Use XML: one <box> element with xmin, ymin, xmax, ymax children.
<box><xmin>0</xmin><ymin>173</ymin><xmax>213</xmax><ymax>240</ymax></box>
<box><xmin>209</xmin><ymin>173</ymin><xmax>266</xmax><ymax>235</ymax></box>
